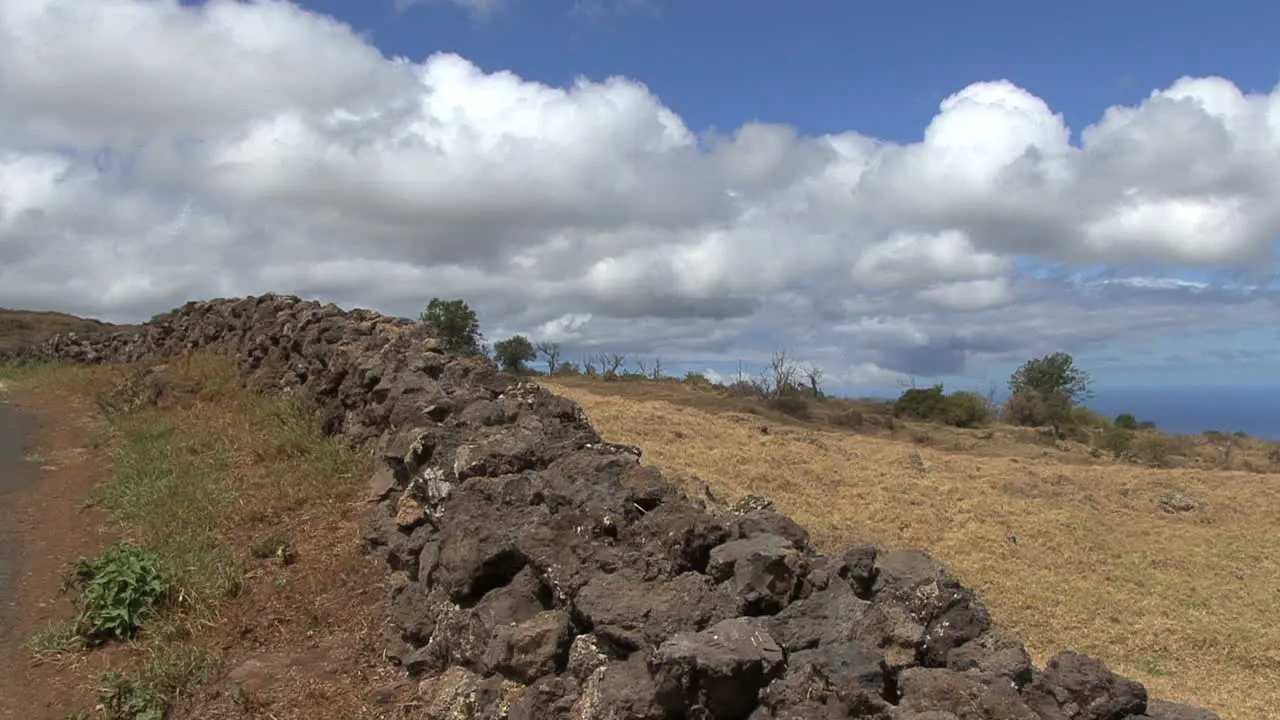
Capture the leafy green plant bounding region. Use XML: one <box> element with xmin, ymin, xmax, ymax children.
<box><xmin>71</xmin><ymin>543</ymin><xmax>172</xmax><ymax>645</ymax></box>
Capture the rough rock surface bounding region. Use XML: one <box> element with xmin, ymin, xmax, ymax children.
<box><xmin>5</xmin><ymin>294</ymin><xmax>1223</xmax><ymax>720</ymax></box>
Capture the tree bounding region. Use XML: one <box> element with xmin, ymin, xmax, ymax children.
<box><xmin>1006</xmin><ymin>351</ymin><xmax>1093</xmax><ymax>435</ymax></box>
<box><xmin>598</xmin><ymin>352</ymin><xmax>627</xmax><ymax>380</ymax></box>
<box><xmin>633</xmin><ymin>357</ymin><xmax>664</xmax><ymax>380</ymax></box>
<box><xmin>420</xmin><ymin>298</ymin><xmax>483</xmax><ymax>355</ymax></box>
<box><xmin>1008</xmin><ymin>351</ymin><xmax>1092</xmax><ymax>403</ymax></box>
<box><xmin>801</xmin><ymin>364</ymin><xmax>823</xmax><ymax>398</ymax></box>
<box><xmin>535</xmin><ymin>341</ymin><xmax>561</xmax><ymax>376</ymax></box>
<box><xmin>493</xmin><ymin>335</ymin><xmax>537</xmax><ymax>373</ymax></box>
<box><xmin>766</xmin><ymin>350</ymin><xmax>799</xmax><ymax>399</ymax></box>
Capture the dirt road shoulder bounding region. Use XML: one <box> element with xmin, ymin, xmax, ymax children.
<box><xmin>0</xmin><ymin>383</ymin><xmax>120</xmax><ymax>719</ymax></box>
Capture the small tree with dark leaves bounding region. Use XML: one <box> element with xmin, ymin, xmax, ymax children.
<box><xmin>420</xmin><ymin>298</ymin><xmax>484</xmax><ymax>356</ymax></box>
<box><xmin>493</xmin><ymin>335</ymin><xmax>537</xmax><ymax>373</ymax></box>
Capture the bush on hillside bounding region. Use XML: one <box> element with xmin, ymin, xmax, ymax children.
<box><xmin>894</xmin><ymin>385</ymin><xmax>994</xmax><ymax>428</ymax></box>
<box><xmin>767</xmin><ymin>395</ymin><xmax>812</xmax><ymax>421</ymax></box>
<box><xmin>1001</xmin><ymin>389</ymin><xmax>1072</xmax><ymax>431</ymax></box>
<box><xmin>1071</xmin><ymin>406</ymin><xmax>1111</xmax><ymax>428</ymax></box>
<box><xmin>945</xmin><ymin>391</ymin><xmax>996</xmax><ymax>428</ymax></box>
<box><xmin>1114</xmin><ymin>412</ymin><xmax>1138</xmax><ymax>430</ymax></box>
<box><xmin>1099</xmin><ymin>425</ymin><xmax>1135</xmax><ymax>457</ymax></box>
<box><xmin>894</xmin><ymin>385</ymin><xmax>950</xmax><ymax>421</ymax></box>
<box><xmin>681</xmin><ymin>372</ymin><xmax>715</xmax><ymax>390</ymax></box>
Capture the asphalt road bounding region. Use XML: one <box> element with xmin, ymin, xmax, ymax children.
<box><xmin>0</xmin><ymin>402</ymin><xmax>35</xmax><ymax>639</ymax></box>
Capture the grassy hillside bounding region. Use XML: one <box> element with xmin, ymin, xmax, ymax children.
<box><xmin>0</xmin><ymin>307</ymin><xmax>133</xmax><ymax>348</ymax></box>
<box><xmin>543</xmin><ymin>375</ymin><xmax>1280</xmax><ymax>720</ymax></box>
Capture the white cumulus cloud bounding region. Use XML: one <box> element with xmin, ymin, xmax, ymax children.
<box><xmin>1</xmin><ymin>0</ymin><xmax>1278</xmax><ymax>388</ymax></box>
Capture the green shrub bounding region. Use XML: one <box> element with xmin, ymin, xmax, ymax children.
<box><xmin>894</xmin><ymin>385</ymin><xmax>951</xmax><ymax>421</ymax></box>
<box><xmin>71</xmin><ymin>542</ymin><xmax>172</xmax><ymax>645</ymax></box>
<box><xmin>1132</xmin><ymin>435</ymin><xmax>1178</xmax><ymax>467</ymax></box>
<box><xmin>945</xmin><ymin>391</ymin><xmax>995</xmax><ymax>428</ymax></box>
<box><xmin>894</xmin><ymin>385</ymin><xmax>993</xmax><ymax>428</ymax></box>
<box><xmin>682</xmin><ymin>371</ymin><xmax>713</xmax><ymax>389</ymax></box>
<box><xmin>1114</xmin><ymin>413</ymin><xmax>1138</xmax><ymax>430</ymax></box>
<box><xmin>1099</xmin><ymin>426</ymin><xmax>1135</xmax><ymax>457</ymax></box>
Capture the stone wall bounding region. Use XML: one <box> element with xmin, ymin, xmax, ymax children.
<box><xmin>6</xmin><ymin>294</ymin><xmax>1219</xmax><ymax>720</ymax></box>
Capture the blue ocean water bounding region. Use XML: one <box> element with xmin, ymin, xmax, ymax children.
<box><xmin>1085</xmin><ymin>386</ymin><xmax>1280</xmax><ymax>440</ymax></box>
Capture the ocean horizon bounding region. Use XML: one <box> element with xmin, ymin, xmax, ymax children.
<box><xmin>1081</xmin><ymin>385</ymin><xmax>1280</xmax><ymax>440</ymax></box>
<box><xmin>855</xmin><ymin>384</ymin><xmax>1280</xmax><ymax>441</ymax></box>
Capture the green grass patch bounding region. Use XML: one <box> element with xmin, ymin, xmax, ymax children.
<box><xmin>0</xmin><ymin>359</ymin><xmax>67</xmax><ymax>382</ymax></box>
<box><xmin>93</xmin><ymin>643</ymin><xmax>216</xmax><ymax>720</ymax></box>
<box><xmin>27</xmin><ymin>619</ymin><xmax>85</xmax><ymax>658</ymax></box>
<box><xmin>97</xmin><ymin>420</ymin><xmax>240</xmax><ymax>613</ymax></box>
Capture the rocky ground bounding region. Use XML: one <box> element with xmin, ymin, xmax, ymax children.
<box><xmin>5</xmin><ymin>294</ymin><xmax>1223</xmax><ymax>719</ymax></box>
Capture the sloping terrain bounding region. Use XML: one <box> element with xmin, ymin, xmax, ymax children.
<box><xmin>543</xmin><ymin>380</ymin><xmax>1280</xmax><ymax>719</ymax></box>
<box><xmin>2</xmin><ymin>295</ymin><xmax>1231</xmax><ymax>720</ymax></box>
<box><xmin>0</xmin><ymin>308</ymin><xmax>133</xmax><ymax>349</ymax></box>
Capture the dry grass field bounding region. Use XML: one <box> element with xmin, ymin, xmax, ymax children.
<box><xmin>543</xmin><ymin>376</ymin><xmax>1280</xmax><ymax>720</ymax></box>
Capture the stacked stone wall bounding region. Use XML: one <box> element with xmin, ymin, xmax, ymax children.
<box><xmin>6</xmin><ymin>294</ymin><xmax>1219</xmax><ymax>720</ymax></box>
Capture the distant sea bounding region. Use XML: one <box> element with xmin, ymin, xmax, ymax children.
<box><xmin>1085</xmin><ymin>386</ymin><xmax>1280</xmax><ymax>440</ymax></box>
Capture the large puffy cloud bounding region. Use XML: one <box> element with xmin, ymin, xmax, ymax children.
<box><xmin>1</xmin><ymin>0</ymin><xmax>1278</xmax><ymax>387</ymax></box>
<box><xmin>0</xmin><ymin>0</ymin><xmax>413</xmax><ymax>147</ymax></box>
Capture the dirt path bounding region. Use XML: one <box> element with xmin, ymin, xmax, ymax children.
<box><xmin>0</xmin><ymin>402</ymin><xmax>36</xmax><ymax>643</ymax></box>
<box><xmin>0</xmin><ymin>385</ymin><xmax>119</xmax><ymax>720</ymax></box>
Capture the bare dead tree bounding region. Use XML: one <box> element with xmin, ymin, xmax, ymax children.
<box><xmin>634</xmin><ymin>358</ymin><xmax>650</xmax><ymax>377</ymax></box>
<box><xmin>535</xmin><ymin>341</ymin><xmax>561</xmax><ymax>376</ymax></box>
<box><xmin>600</xmin><ymin>352</ymin><xmax>627</xmax><ymax>380</ymax></box>
<box><xmin>767</xmin><ymin>350</ymin><xmax>799</xmax><ymax>399</ymax></box>
<box><xmin>582</xmin><ymin>353</ymin><xmax>598</xmax><ymax>377</ymax></box>
<box><xmin>651</xmin><ymin>357</ymin><xmax>662</xmax><ymax>380</ymax></box>
<box><xmin>801</xmin><ymin>364</ymin><xmax>823</xmax><ymax>397</ymax></box>
<box><xmin>754</xmin><ymin>367</ymin><xmax>775</xmax><ymax>398</ymax></box>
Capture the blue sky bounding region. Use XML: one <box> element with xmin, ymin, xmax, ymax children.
<box><xmin>343</xmin><ymin>0</ymin><xmax>1280</xmax><ymax>140</ymax></box>
<box><xmin>2</xmin><ymin>0</ymin><xmax>1280</xmax><ymax>406</ymax></box>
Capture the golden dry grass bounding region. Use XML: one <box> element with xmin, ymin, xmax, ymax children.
<box><xmin>544</xmin><ymin>379</ymin><xmax>1280</xmax><ymax>720</ymax></box>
